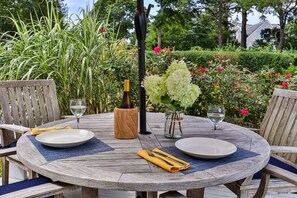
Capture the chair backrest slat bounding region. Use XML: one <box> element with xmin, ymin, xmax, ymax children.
<box><xmin>29</xmin><ymin>86</ymin><xmax>42</xmax><ymax>126</ymax></box>
<box><xmin>261</xmin><ymin>96</ymin><xmax>283</xmax><ymax>140</ymax></box>
<box><xmin>42</xmin><ymin>85</ymin><xmax>54</xmax><ymax>122</ymax></box>
<box><xmin>23</xmin><ymin>86</ymin><xmax>34</xmax><ymax>127</ymax></box>
<box><xmin>48</xmin><ymin>81</ymin><xmax>60</xmax><ymax>120</ymax></box>
<box><xmin>8</xmin><ymin>87</ymin><xmax>21</xmax><ymax>125</ymax></box>
<box><xmin>0</xmin><ymin>87</ymin><xmax>12</xmax><ymax>124</ymax></box>
<box><xmin>260</xmin><ymin>89</ymin><xmax>297</xmax><ymax>164</ymax></box>
<box><xmin>269</xmin><ymin>97</ymin><xmax>288</xmax><ymax>144</ymax></box>
<box><xmin>276</xmin><ymin>99</ymin><xmax>297</xmax><ymax>146</ymax></box>
<box><xmin>16</xmin><ymin>87</ymin><xmax>27</xmax><ymax>126</ymax></box>
<box><xmin>0</xmin><ymin>80</ymin><xmax>61</xmax><ymax>146</ymax></box>
<box><xmin>287</xmin><ymin>121</ymin><xmax>297</xmax><ymax>162</ymax></box>
<box><xmin>36</xmin><ymin>85</ymin><xmax>48</xmax><ymax>124</ymax></box>
<box><xmin>260</xmin><ymin>96</ymin><xmax>277</xmax><ymax>139</ymax></box>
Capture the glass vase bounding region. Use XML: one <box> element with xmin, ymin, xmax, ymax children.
<box><xmin>164</xmin><ymin>111</ymin><xmax>183</xmax><ymax>139</ymax></box>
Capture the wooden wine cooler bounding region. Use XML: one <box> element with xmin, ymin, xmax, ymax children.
<box><xmin>114</xmin><ymin>107</ymin><xmax>138</xmax><ymax>139</ymax></box>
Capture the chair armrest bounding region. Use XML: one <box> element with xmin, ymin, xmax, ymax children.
<box><xmin>253</xmin><ymin>163</ymin><xmax>297</xmax><ymax>198</ymax></box>
<box><xmin>271</xmin><ymin>146</ymin><xmax>297</xmax><ymax>154</ymax></box>
<box><xmin>0</xmin><ymin>147</ymin><xmax>17</xmax><ymax>158</ymax></box>
<box><xmin>0</xmin><ymin>124</ymin><xmax>29</xmax><ymax>134</ymax></box>
<box><xmin>247</xmin><ymin>128</ymin><xmax>260</xmax><ymax>133</ymax></box>
<box><xmin>263</xmin><ymin>164</ymin><xmax>297</xmax><ymax>186</ymax></box>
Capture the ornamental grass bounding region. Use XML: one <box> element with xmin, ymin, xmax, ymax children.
<box><xmin>0</xmin><ymin>2</ymin><xmax>139</xmax><ymax>115</ymax></box>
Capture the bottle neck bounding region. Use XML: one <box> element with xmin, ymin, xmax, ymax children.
<box><xmin>124</xmin><ymin>80</ymin><xmax>130</xmax><ymax>92</ymax></box>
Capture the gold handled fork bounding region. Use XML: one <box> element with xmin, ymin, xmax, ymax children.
<box><xmin>145</xmin><ymin>150</ymin><xmax>174</xmax><ymax>166</ymax></box>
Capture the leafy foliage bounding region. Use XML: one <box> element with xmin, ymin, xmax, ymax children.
<box><xmin>285</xmin><ymin>19</ymin><xmax>297</xmax><ymax>49</ymax></box>
<box><xmin>172</xmin><ymin>50</ymin><xmax>297</xmax><ymax>72</ymax></box>
<box><xmin>189</xmin><ymin>57</ymin><xmax>279</xmax><ymax>128</ymax></box>
<box><xmin>92</xmin><ymin>0</ymin><xmax>136</xmax><ymax>39</ymax></box>
<box><xmin>0</xmin><ymin>3</ymin><xmax>139</xmax><ymax>115</ymax></box>
<box><xmin>146</xmin><ymin>50</ymin><xmax>285</xmax><ymax>128</ymax></box>
<box><xmin>0</xmin><ymin>0</ymin><xmax>66</xmax><ymax>35</ymax></box>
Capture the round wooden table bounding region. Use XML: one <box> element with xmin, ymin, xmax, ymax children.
<box><xmin>17</xmin><ymin>113</ymin><xmax>270</xmax><ymax>198</ymax></box>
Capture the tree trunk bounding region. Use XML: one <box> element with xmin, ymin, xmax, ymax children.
<box><xmin>218</xmin><ymin>1</ymin><xmax>223</xmax><ymax>48</ymax></box>
<box><xmin>157</xmin><ymin>0</ymin><xmax>163</xmax><ymax>48</ymax></box>
<box><xmin>277</xmin><ymin>11</ymin><xmax>285</xmax><ymax>51</ymax></box>
<box><xmin>241</xmin><ymin>9</ymin><xmax>247</xmax><ymax>49</ymax></box>
<box><xmin>157</xmin><ymin>27</ymin><xmax>162</xmax><ymax>47</ymax></box>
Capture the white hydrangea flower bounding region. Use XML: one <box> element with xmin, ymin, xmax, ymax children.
<box><xmin>164</xmin><ymin>60</ymin><xmax>188</xmax><ymax>78</ymax></box>
<box><xmin>166</xmin><ymin>69</ymin><xmax>191</xmax><ymax>102</ymax></box>
<box><xmin>143</xmin><ymin>60</ymin><xmax>201</xmax><ymax>110</ymax></box>
<box><xmin>143</xmin><ymin>75</ymin><xmax>166</xmax><ymax>104</ymax></box>
<box><xmin>180</xmin><ymin>84</ymin><xmax>201</xmax><ymax>108</ymax></box>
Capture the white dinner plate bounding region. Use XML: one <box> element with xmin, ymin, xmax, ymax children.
<box><xmin>35</xmin><ymin>129</ymin><xmax>94</xmax><ymax>148</ymax></box>
<box><xmin>175</xmin><ymin>137</ymin><xmax>237</xmax><ymax>159</ymax></box>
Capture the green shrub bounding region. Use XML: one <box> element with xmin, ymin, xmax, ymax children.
<box><xmin>237</xmin><ymin>52</ymin><xmax>296</xmax><ymax>72</ymax></box>
<box><xmin>171</xmin><ymin>50</ymin><xmax>297</xmax><ymax>72</ymax></box>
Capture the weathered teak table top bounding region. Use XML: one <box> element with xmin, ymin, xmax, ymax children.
<box><xmin>17</xmin><ymin>113</ymin><xmax>270</xmax><ymax>198</ymax></box>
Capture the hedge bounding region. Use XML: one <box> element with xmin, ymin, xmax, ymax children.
<box><xmin>172</xmin><ymin>51</ymin><xmax>297</xmax><ymax>72</ymax></box>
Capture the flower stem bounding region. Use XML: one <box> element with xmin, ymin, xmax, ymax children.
<box><xmin>172</xmin><ymin>112</ymin><xmax>177</xmax><ymax>137</ymax></box>
<box><xmin>169</xmin><ymin>113</ymin><xmax>174</xmax><ymax>136</ymax></box>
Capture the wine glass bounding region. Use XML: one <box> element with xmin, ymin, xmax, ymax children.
<box><xmin>70</xmin><ymin>98</ymin><xmax>86</xmax><ymax>128</ymax></box>
<box><xmin>207</xmin><ymin>105</ymin><xmax>225</xmax><ymax>130</ymax></box>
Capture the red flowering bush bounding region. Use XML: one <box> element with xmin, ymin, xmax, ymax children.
<box><xmin>188</xmin><ymin>58</ymin><xmax>280</xmax><ymax>128</ymax></box>
<box><xmin>145</xmin><ymin>51</ymin><xmax>289</xmax><ymax>128</ymax></box>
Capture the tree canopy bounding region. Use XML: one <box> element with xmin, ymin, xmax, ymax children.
<box><xmin>1</xmin><ymin>0</ymin><xmax>297</xmax><ymax>50</ymax></box>
<box><xmin>0</xmin><ymin>0</ymin><xmax>66</xmax><ymax>34</ymax></box>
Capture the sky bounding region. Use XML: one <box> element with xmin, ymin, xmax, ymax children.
<box><xmin>63</xmin><ymin>0</ymin><xmax>279</xmax><ymax>25</ymax></box>
<box><xmin>64</xmin><ymin>0</ymin><xmax>95</xmax><ymax>17</ymax></box>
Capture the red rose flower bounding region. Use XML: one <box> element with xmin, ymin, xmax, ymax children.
<box><xmin>240</xmin><ymin>109</ymin><xmax>248</xmax><ymax>115</ymax></box>
<box><xmin>99</xmin><ymin>29</ymin><xmax>105</xmax><ymax>33</ymax></box>
<box><xmin>282</xmin><ymin>82</ymin><xmax>289</xmax><ymax>87</ymax></box>
<box><xmin>154</xmin><ymin>46</ymin><xmax>161</xmax><ymax>53</ymax></box>
<box><xmin>285</xmin><ymin>74</ymin><xmax>291</xmax><ymax>79</ymax></box>
<box><xmin>217</xmin><ymin>67</ymin><xmax>223</xmax><ymax>72</ymax></box>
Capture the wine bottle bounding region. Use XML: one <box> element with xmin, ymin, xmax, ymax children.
<box><xmin>119</xmin><ymin>80</ymin><xmax>134</xmax><ymax>108</ymax></box>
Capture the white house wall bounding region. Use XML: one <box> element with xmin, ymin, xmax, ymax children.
<box><xmin>246</xmin><ymin>20</ymin><xmax>273</xmax><ymax>48</ymax></box>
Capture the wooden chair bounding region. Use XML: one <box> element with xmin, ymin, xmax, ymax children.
<box><xmin>0</xmin><ymin>80</ymin><xmax>61</xmax><ymax>185</ymax></box>
<box><xmin>226</xmin><ymin>89</ymin><xmax>297</xmax><ymax>197</ymax></box>
<box><xmin>0</xmin><ymin>176</ymin><xmax>77</xmax><ymax>198</ymax></box>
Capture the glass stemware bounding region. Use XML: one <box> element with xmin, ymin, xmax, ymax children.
<box><xmin>70</xmin><ymin>98</ymin><xmax>86</xmax><ymax>128</ymax></box>
<box><xmin>207</xmin><ymin>105</ymin><xmax>225</xmax><ymax>130</ymax></box>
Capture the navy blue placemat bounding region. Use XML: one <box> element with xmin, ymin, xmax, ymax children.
<box><xmin>27</xmin><ymin>135</ymin><xmax>114</xmax><ymax>161</ymax></box>
<box><xmin>160</xmin><ymin>146</ymin><xmax>259</xmax><ymax>174</ymax></box>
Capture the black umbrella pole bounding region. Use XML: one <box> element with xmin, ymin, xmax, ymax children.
<box><xmin>138</xmin><ymin>40</ymin><xmax>151</xmax><ymax>135</ymax></box>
